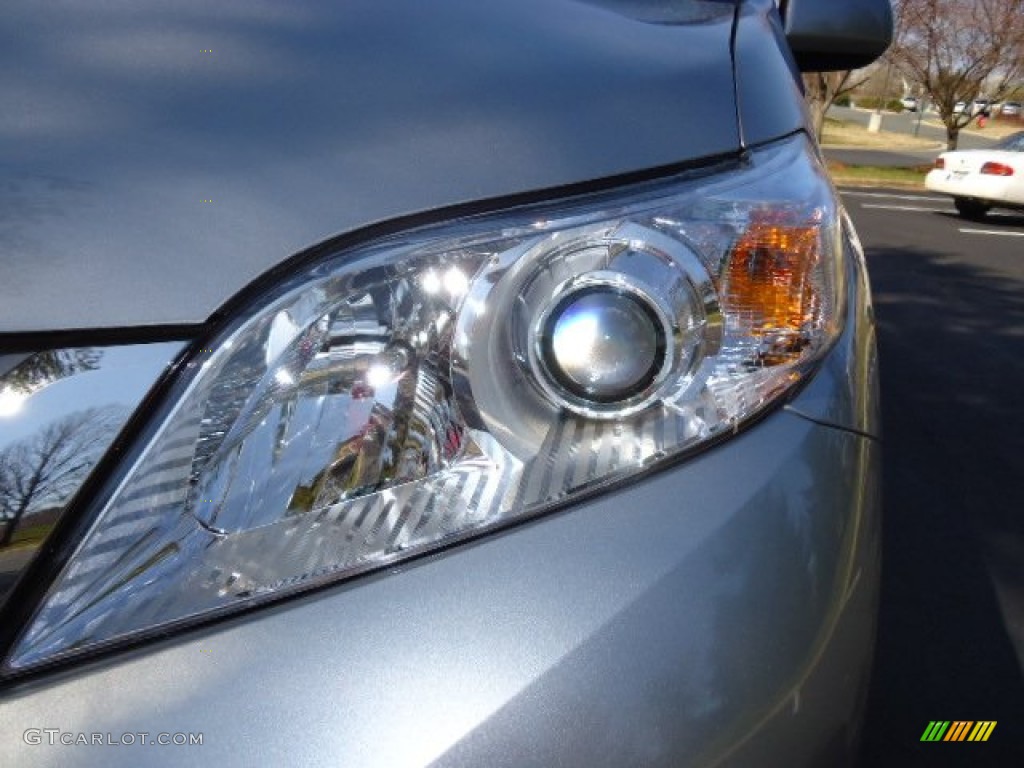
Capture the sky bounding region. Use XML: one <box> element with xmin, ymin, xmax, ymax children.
<box><xmin>0</xmin><ymin>342</ymin><xmax>183</xmax><ymax>450</ymax></box>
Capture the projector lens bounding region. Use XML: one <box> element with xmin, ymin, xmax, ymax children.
<box><xmin>542</xmin><ymin>287</ymin><xmax>665</xmax><ymax>403</ymax></box>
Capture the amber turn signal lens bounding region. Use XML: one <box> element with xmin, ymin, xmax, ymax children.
<box><xmin>723</xmin><ymin>221</ymin><xmax>821</xmax><ymax>365</ymax></box>
<box><xmin>934</xmin><ymin>157</ymin><xmax>945</xmax><ymax>170</ymax></box>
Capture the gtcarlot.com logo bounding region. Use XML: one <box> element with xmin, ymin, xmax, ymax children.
<box><xmin>920</xmin><ymin>721</ymin><xmax>997</xmax><ymax>742</ymax></box>
<box><xmin>23</xmin><ymin>729</ymin><xmax>203</xmax><ymax>747</ymax></box>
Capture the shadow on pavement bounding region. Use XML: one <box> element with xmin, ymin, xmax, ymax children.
<box><xmin>858</xmin><ymin>244</ymin><xmax>1024</xmax><ymax>766</ymax></box>
<box><xmin>935</xmin><ymin>211</ymin><xmax>1024</xmax><ymax>228</ymax></box>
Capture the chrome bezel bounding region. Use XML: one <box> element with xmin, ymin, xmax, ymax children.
<box><xmin>510</xmin><ymin>222</ymin><xmax>723</xmax><ymax>421</ymax></box>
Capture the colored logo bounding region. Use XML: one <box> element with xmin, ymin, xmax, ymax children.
<box><xmin>920</xmin><ymin>721</ymin><xmax>996</xmax><ymax>742</ymax></box>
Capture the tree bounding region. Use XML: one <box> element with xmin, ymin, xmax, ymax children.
<box><xmin>893</xmin><ymin>0</ymin><xmax>1024</xmax><ymax>149</ymax></box>
<box><xmin>803</xmin><ymin>70</ymin><xmax>870</xmax><ymax>141</ymax></box>
<box><xmin>0</xmin><ymin>408</ymin><xmax>124</xmax><ymax>547</ymax></box>
<box><xmin>2</xmin><ymin>349</ymin><xmax>101</xmax><ymax>395</ymax></box>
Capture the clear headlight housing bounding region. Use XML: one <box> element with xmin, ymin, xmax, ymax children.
<box><xmin>9</xmin><ymin>134</ymin><xmax>843</xmax><ymax>669</ymax></box>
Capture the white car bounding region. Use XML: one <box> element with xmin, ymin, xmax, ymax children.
<box><xmin>926</xmin><ymin>131</ymin><xmax>1024</xmax><ymax>218</ymax></box>
<box><xmin>972</xmin><ymin>98</ymin><xmax>992</xmax><ymax>116</ymax></box>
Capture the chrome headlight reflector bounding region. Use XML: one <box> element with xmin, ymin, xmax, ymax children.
<box><xmin>8</xmin><ymin>135</ymin><xmax>843</xmax><ymax>670</ymax></box>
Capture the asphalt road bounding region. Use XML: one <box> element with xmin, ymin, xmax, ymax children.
<box><xmin>824</xmin><ymin>147</ymin><xmax>938</xmax><ymax>169</ymax></box>
<box><xmin>844</xmin><ymin>190</ymin><xmax>1024</xmax><ymax>766</ymax></box>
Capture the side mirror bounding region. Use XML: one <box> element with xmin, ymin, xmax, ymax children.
<box><xmin>781</xmin><ymin>0</ymin><xmax>893</xmax><ymax>72</ymax></box>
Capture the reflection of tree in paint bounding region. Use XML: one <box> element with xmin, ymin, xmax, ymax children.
<box><xmin>0</xmin><ymin>406</ymin><xmax>125</xmax><ymax>548</ymax></box>
<box><xmin>3</xmin><ymin>348</ymin><xmax>102</xmax><ymax>395</ymax></box>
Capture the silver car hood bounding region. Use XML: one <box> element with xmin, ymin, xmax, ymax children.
<box><xmin>1</xmin><ymin>0</ymin><xmax>743</xmax><ymax>333</ymax></box>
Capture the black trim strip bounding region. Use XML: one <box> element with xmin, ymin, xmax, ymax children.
<box><xmin>203</xmin><ymin>149</ymin><xmax>748</xmax><ymax>329</ymax></box>
<box><xmin>783</xmin><ymin>405</ymin><xmax>881</xmax><ymax>442</ymax></box>
<box><xmin>728</xmin><ymin>0</ymin><xmax>745</xmax><ymax>149</ymax></box>
<box><xmin>0</xmin><ymin>325</ymin><xmax>201</xmax><ymax>354</ymax></box>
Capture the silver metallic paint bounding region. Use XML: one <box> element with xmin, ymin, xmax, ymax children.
<box><xmin>0</xmin><ymin>0</ymin><xmax>742</xmax><ymax>333</ymax></box>
<box><xmin>732</xmin><ymin>0</ymin><xmax>808</xmax><ymax>149</ymax></box>
<box><xmin>0</xmin><ymin>364</ymin><xmax>880</xmax><ymax>768</ymax></box>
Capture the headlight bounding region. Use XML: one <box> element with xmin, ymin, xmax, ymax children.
<box><xmin>8</xmin><ymin>134</ymin><xmax>843</xmax><ymax>671</ymax></box>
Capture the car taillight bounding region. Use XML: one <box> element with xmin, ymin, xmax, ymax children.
<box><xmin>980</xmin><ymin>161</ymin><xmax>1014</xmax><ymax>176</ymax></box>
<box><xmin>934</xmin><ymin>157</ymin><xmax>945</xmax><ymax>170</ymax></box>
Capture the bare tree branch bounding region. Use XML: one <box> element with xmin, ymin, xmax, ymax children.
<box><xmin>892</xmin><ymin>0</ymin><xmax>1024</xmax><ymax>149</ymax></box>
<box><xmin>0</xmin><ymin>407</ymin><xmax>125</xmax><ymax>547</ymax></box>
<box><xmin>803</xmin><ymin>70</ymin><xmax>871</xmax><ymax>141</ymax></box>
<box><xmin>2</xmin><ymin>349</ymin><xmax>101</xmax><ymax>395</ymax></box>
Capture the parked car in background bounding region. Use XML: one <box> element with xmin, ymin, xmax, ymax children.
<box><xmin>927</xmin><ymin>131</ymin><xmax>1024</xmax><ymax>218</ymax></box>
<box><xmin>0</xmin><ymin>1</ymin><xmax>892</xmax><ymax>766</ymax></box>
<box><xmin>1001</xmin><ymin>101</ymin><xmax>1022</xmax><ymax>117</ymax></box>
<box><xmin>953</xmin><ymin>99</ymin><xmax>994</xmax><ymax>119</ymax></box>
<box><xmin>901</xmin><ymin>95</ymin><xmax>919</xmax><ymax>112</ymax></box>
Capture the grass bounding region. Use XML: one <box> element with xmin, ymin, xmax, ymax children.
<box><xmin>825</xmin><ymin>160</ymin><xmax>929</xmax><ymax>188</ymax></box>
<box><xmin>3</xmin><ymin>522</ymin><xmax>53</xmax><ymax>549</ymax></box>
<box><xmin>821</xmin><ymin>118</ymin><xmax>939</xmax><ymax>149</ymax></box>
<box><xmin>958</xmin><ymin>116</ymin><xmax>1024</xmax><ymax>140</ymax></box>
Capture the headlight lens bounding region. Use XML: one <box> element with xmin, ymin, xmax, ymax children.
<box><xmin>541</xmin><ymin>284</ymin><xmax>667</xmax><ymax>403</ymax></box>
<box><xmin>8</xmin><ymin>134</ymin><xmax>843</xmax><ymax>670</ymax></box>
